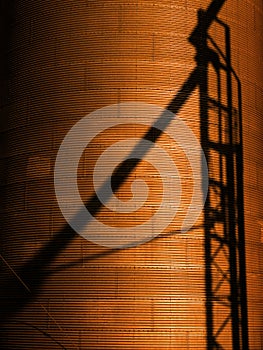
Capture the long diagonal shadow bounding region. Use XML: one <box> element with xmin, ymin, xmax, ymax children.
<box><xmin>0</xmin><ymin>0</ymin><xmax>226</xmax><ymax>329</ymax></box>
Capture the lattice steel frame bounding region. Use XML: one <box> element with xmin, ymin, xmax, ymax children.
<box><xmin>189</xmin><ymin>8</ymin><xmax>249</xmax><ymax>349</ymax></box>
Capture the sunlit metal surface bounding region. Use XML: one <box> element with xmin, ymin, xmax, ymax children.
<box><xmin>0</xmin><ymin>1</ymin><xmax>262</xmax><ymax>349</ymax></box>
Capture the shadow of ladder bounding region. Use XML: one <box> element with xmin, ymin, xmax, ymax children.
<box><xmin>191</xmin><ymin>11</ymin><xmax>249</xmax><ymax>350</ymax></box>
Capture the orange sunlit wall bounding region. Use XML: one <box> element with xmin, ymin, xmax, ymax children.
<box><xmin>0</xmin><ymin>0</ymin><xmax>262</xmax><ymax>349</ymax></box>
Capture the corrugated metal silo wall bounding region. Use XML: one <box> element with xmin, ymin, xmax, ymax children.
<box><xmin>0</xmin><ymin>0</ymin><xmax>262</xmax><ymax>349</ymax></box>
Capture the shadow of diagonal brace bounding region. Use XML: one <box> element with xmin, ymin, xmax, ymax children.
<box><xmin>0</xmin><ymin>0</ymin><xmax>226</xmax><ymax>323</ymax></box>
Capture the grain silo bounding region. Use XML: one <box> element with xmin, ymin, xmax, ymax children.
<box><xmin>0</xmin><ymin>0</ymin><xmax>262</xmax><ymax>349</ymax></box>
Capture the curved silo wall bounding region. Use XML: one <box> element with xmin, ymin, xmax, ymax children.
<box><xmin>0</xmin><ymin>0</ymin><xmax>262</xmax><ymax>349</ymax></box>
